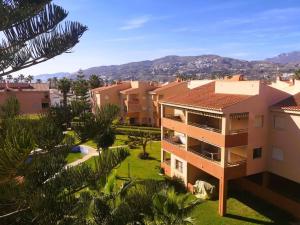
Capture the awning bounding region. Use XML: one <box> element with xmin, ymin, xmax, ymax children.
<box><xmin>230</xmin><ymin>112</ymin><xmax>249</xmax><ymax>119</ymax></box>
<box><xmin>187</xmin><ymin>110</ymin><xmax>222</xmax><ymax>119</ymax></box>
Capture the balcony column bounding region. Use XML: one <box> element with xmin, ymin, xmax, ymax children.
<box><xmin>221</xmin><ymin>114</ymin><xmax>230</xmax><ymax>135</ymax></box>
<box><xmin>218</xmin><ymin>177</ymin><xmax>228</xmax><ymax>216</ymax></box>
<box><xmin>220</xmin><ymin>147</ymin><xmax>228</xmax><ymax>167</ymax></box>
<box><xmin>185</xmin><ymin>110</ymin><xmax>188</xmax><ymax>124</ymax></box>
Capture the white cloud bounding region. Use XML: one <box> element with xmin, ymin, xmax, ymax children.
<box><xmin>120</xmin><ymin>15</ymin><xmax>151</xmax><ymax>30</ymax></box>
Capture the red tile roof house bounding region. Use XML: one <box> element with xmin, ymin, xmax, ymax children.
<box><xmin>0</xmin><ymin>83</ymin><xmax>50</xmax><ymax>114</ymax></box>
<box><xmin>91</xmin><ymin>80</ymin><xmax>190</xmax><ymax>126</ymax></box>
<box><xmin>159</xmin><ymin>75</ymin><xmax>300</xmax><ymax>218</ymax></box>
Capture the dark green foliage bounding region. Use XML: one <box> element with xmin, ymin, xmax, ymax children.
<box><xmin>117</xmin><ymin>127</ymin><xmax>161</xmax><ymax>140</ymax></box>
<box><xmin>0</xmin><ymin>113</ymin><xmax>129</xmax><ymax>224</ymax></box>
<box><xmin>72</xmin><ymin>112</ymin><xmax>95</xmax><ymax>143</ymax></box>
<box><xmin>48</xmin><ymin>105</ymin><xmax>72</xmax><ymax>129</ymax></box>
<box><xmin>92</xmin><ymin>104</ymin><xmax>120</xmax><ymax>150</ymax></box>
<box><xmin>72</xmin><ymin>70</ymin><xmax>89</xmax><ymax>99</ymax></box>
<box><xmin>127</xmin><ymin>130</ymin><xmax>155</xmax><ymax>159</ymax></box>
<box><xmin>0</xmin><ymin>1</ymin><xmax>87</xmax><ymax>77</ymax></box>
<box><xmin>89</xmin><ymin>74</ymin><xmax>104</xmax><ymax>89</ymax></box>
<box><xmin>294</xmin><ymin>69</ymin><xmax>300</xmax><ymax>80</ymax></box>
<box><xmin>146</xmin><ymin>187</ymin><xmax>200</xmax><ymax>225</ymax></box>
<box><xmin>34</xmin><ymin>115</ymin><xmax>65</xmax><ymax>151</ymax></box>
<box><xmin>164</xmin><ymin>176</ymin><xmax>187</xmax><ymax>193</ymax></box>
<box><xmin>0</xmin><ymin>96</ymin><xmax>20</xmax><ymax>119</ymax></box>
<box><xmin>57</xmin><ymin>77</ymin><xmax>72</xmax><ymax>107</ymax></box>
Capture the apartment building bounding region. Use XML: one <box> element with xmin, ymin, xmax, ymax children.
<box><xmin>91</xmin><ymin>81</ymin><xmax>158</xmax><ymax>125</ymax></box>
<box><xmin>149</xmin><ymin>80</ymin><xmax>188</xmax><ymax>127</ymax></box>
<box><xmin>160</xmin><ymin>75</ymin><xmax>300</xmax><ymax>218</ymax></box>
<box><xmin>91</xmin><ymin>80</ymin><xmax>189</xmax><ymax>126</ymax></box>
<box><xmin>0</xmin><ymin>83</ymin><xmax>50</xmax><ymax>114</ymax></box>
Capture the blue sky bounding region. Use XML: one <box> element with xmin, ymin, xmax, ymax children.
<box><xmin>18</xmin><ymin>0</ymin><xmax>300</xmax><ymax>75</ymax></box>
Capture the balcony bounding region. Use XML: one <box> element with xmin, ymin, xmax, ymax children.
<box><xmin>164</xmin><ymin>114</ymin><xmax>185</xmax><ymax>123</ymax></box>
<box><xmin>163</xmin><ymin>128</ymin><xmax>186</xmax><ymax>149</ymax></box>
<box><xmin>188</xmin><ymin>111</ymin><xmax>222</xmax><ymax>133</ymax></box>
<box><xmin>188</xmin><ymin>137</ymin><xmax>221</xmax><ymax>164</ymax></box>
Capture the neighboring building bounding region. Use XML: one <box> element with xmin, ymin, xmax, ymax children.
<box><xmin>0</xmin><ymin>83</ymin><xmax>50</xmax><ymax>114</ymax></box>
<box><xmin>119</xmin><ymin>81</ymin><xmax>158</xmax><ymax>125</ymax></box>
<box><xmin>50</xmin><ymin>89</ymin><xmax>63</xmax><ymax>106</ymax></box>
<box><xmin>91</xmin><ymin>81</ymin><xmax>159</xmax><ymax>125</ymax></box>
<box><xmin>159</xmin><ymin>75</ymin><xmax>300</xmax><ymax>218</ymax></box>
<box><xmin>149</xmin><ymin>79</ymin><xmax>188</xmax><ymax>127</ymax></box>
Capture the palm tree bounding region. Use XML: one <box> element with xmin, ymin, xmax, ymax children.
<box><xmin>146</xmin><ymin>188</ymin><xmax>200</xmax><ymax>225</ymax></box>
<box><xmin>26</xmin><ymin>75</ymin><xmax>34</xmax><ymax>83</ymax></box>
<box><xmin>6</xmin><ymin>75</ymin><xmax>12</xmax><ymax>83</ymax></box>
<box><xmin>93</xmin><ymin>104</ymin><xmax>120</xmax><ymax>152</ymax></box>
<box><xmin>52</xmin><ymin>77</ymin><xmax>58</xmax><ymax>88</ymax></box>
<box><xmin>57</xmin><ymin>77</ymin><xmax>72</xmax><ymax>107</ymax></box>
<box><xmin>18</xmin><ymin>74</ymin><xmax>25</xmax><ymax>82</ymax></box>
<box><xmin>294</xmin><ymin>69</ymin><xmax>300</xmax><ymax>80</ymax></box>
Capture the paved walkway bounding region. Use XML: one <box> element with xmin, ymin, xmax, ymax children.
<box><xmin>67</xmin><ymin>145</ymin><xmax>98</xmax><ymax>167</ymax></box>
<box><xmin>66</xmin><ymin>144</ymin><xmax>128</xmax><ymax>167</ymax></box>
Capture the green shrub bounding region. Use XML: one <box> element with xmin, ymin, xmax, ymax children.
<box><xmin>116</xmin><ymin>128</ymin><xmax>161</xmax><ymax>140</ymax></box>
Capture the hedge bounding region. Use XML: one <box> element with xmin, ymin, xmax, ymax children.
<box><xmin>116</xmin><ymin>127</ymin><xmax>161</xmax><ymax>141</ymax></box>
<box><xmin>117</xmin><ymin>125</ymin><xmax>160</xmax><ymax>131</ymax></box>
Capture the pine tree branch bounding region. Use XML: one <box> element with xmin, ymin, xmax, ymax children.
<box><xmin>1</xmin><ymin>4</ymin><xmax>68</xmax><ymax>50</ymax></box>
<box><xmin>0</xmin><ymin>21</ymin><xmax>87</xmax><ymax>76</ymax></box>
<box><xmin>0</xmin><ymin>206</ymin><xmax>30</xmax><ymax>218</ymax></box>
<box><xmin>0</xmin><ymin>0</ymin><xmax>51</xmax><ymax>31</ymax></box>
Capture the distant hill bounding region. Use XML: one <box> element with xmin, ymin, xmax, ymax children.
<box><xmin>266</xmin><ymin>51</ymin><xmax>300</xmax><ymax>64</ymax></box>
<box><xmin>34</xmin><ymin>72</ymin><xmax>71</xmax><ymax>81</ymax></box>
<box><xmin>36</xmin><ymin>52</ymin><xmax>300</xmax><ymax>81</ymax></box>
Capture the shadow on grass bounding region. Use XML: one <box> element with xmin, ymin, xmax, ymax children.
<box><xmin>226</xmin><ymin>190</ymin><xmax>294</xmax><ymax>225</ymax></box>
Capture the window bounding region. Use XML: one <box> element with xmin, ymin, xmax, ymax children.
<box><xmin>253</xmin><ymin>147</ymin><xmax>262</xmax><ymax>159</ymax></box>
<box><xmin>273</xmin><ymin>116</ymin><xmax>285</xmax><ymax>130</ymax></box>
<box><xmin>272</xmin><ymin>147</ymin><xmax>284</xmax><ymax>161</ymax></box>
<box><xmin>175</xmin><ymin>159</ymin><xmax>183</xmax><ymax>172</ymax></box>
<box><xmin>42</xmin><ymin>103</ymin><xmax>49</xmax><ymax>109</ymax></box>
<box><xmin>254</xmin><ymin>115</ymin><xmax>264</xmax><ymax>128</ymax></box>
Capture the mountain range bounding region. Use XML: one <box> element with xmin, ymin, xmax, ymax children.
<box><xmin>34</xmin><ymin>51</ymin><xmax>300</xmax><ymax>81</ymax></box>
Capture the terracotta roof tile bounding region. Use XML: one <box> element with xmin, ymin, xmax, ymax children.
<box><xmin>0</xmin><ymin>83</ymin><xmax>49</xmax><ymax>91</ymax></box>
<box><xmin>160</xmin><ymin>82</ymin><xmax>252</xmax><ymax>111</ymax></box>
<box><xmin>273</xmin><ymin>92</ymin><xmax>300</xmax><ymax>111</ymax></box>
<box><xmin>120</xmin><ymin>87</ymin><xmax>139</xmax><ymax>94</ymax></box>
<box><xmin>151</xmin><ymin>81</ymin><xmax>187</xmax><ymax>94</ymax></box>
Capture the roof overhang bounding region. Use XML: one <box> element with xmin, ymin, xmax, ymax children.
<box><xmin>160</xmin><ymin>101</ymin><xmax>224</xmax><ymax>115</ymax></box>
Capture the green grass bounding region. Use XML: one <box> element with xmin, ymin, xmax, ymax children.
<box><xmin>191</xmin><ymin>191</ymin><xmax>292</xmax><ymax>225</ymax></box>
<box><xmin>84</xmin><ymin>141</ymin><xmax>163</xmax><ymax>181</ymax></box>
<box><xmin>66</xmin><ymin>152</ymin><xmax>84</xmax><ymax>164</ymax></box>
<box><xmin>66</xmin><ymin>130</ymin><xmax>128</xmax><ymax>148</ymax></box>
<box><xmin>116</xmin><ymin>141</ymin><xmax>163</xmax><ymax>180</ymax></box>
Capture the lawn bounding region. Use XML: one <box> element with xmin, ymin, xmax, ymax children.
<box><xmin>66</xmin><ymin>130</ymin><xmax>128</xmax><ymax>148</ymax></box>
<box><xmin>66</xmin><ymin>152</ymin><xmax>84</xmax><ymax>164</ymax></box>
<box><xmin>84</xmin><ymin>141</ymin><xmax>163</xmax><ymax>181</ymax></box>
<box><xmin>191</xmin><ymin>192</ymin><xmax>291</xmax><ymax>225</ymax></box>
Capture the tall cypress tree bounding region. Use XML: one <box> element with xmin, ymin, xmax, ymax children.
<box><xmin>0</xmin><ymin>0</ymin><xmax>87</xmax><ymax>77</ymax></box>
